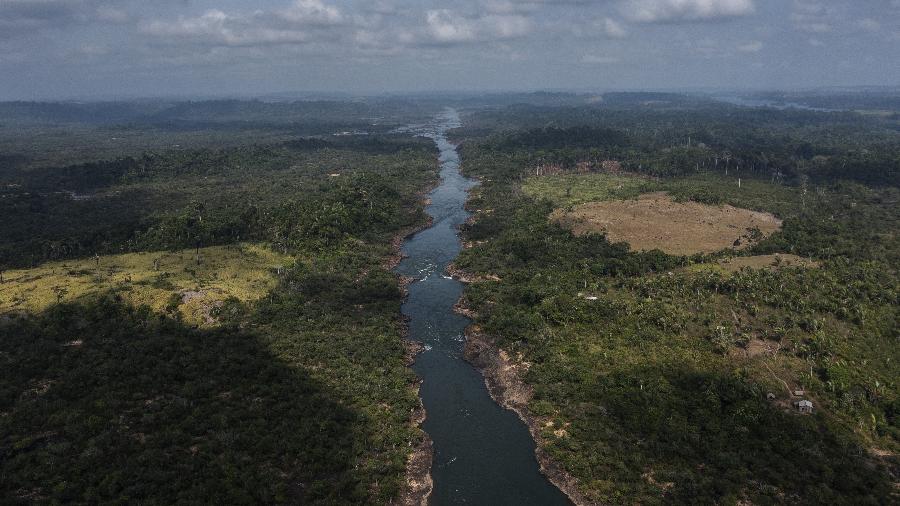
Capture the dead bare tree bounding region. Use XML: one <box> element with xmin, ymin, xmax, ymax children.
<box><xmin>799</xmin><ymin>174</ymin><xmax>810</xmax><ymax>209</ymax></box>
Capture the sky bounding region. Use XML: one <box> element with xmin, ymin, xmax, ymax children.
<box><xmin>0</xmin><ymin>0</ymin><xmax>899</xmax><ymax>99</ymax></box>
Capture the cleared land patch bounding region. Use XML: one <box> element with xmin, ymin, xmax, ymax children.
<box><xmin>522</xmin><ymin>173</ymin><xmax>656</xmax><ymax>207</ymax></box>
<box><xmin>0</xmin><ymin>243</ymin><xmax>291</xmax><ymax>326</ymax></box>
<box><xmin>552</xmin><ymin>192</ymin><xmax>782</xmax><ymax>255</ymax></box>
<box><xmin>691</xmin><ymin>253</ymin><xmax>819</xmax><ymax>274</ymax></box>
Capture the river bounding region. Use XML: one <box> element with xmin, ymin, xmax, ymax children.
<box><xmin>395</xmin><ymin>109</ymin><xmax>572</xmax><ymax>505</ymax></box>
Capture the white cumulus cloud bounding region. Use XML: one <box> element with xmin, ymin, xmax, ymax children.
<box><xmin>277</xmin><ymin>0</ymin><xmax>342</xmax><ymax>26</ymax></box>
<box><xmin>425</xmin><ymin>10</ymin><xmax>477</xmax><ymax>43</ymax></box>
<box><xmin>138</xmin><ymin>0</ymin><xmax>348</xmax><ymax>48</ymax></box>
<box><xmin>600</xmin><ymin>17</ymin><xmax>627</xmax><ymax>38</ymax></box>
<box><xmin>791</xmin><ymin>0</ymin><xmax>832</xmax><ymax>33</ymax></box>
<box><xmin>140</xmin><ymin>10</ymin><xmax>315</xmax><ymax>47</ymax></box>
<box><xmin>424</xmin><ymin>9</ymin><xmax>531</xmax><ymax>45</ymax></box>
<box><xmin>622</xmin><ymin>0</ymin><xmax>755</xmax><ymax>23</ymax></box>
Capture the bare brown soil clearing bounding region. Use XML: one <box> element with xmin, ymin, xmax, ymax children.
<box><xmin>552</xmin><ymin>192</ymin><xmax>782</xmax><ymax>255</ymax></box>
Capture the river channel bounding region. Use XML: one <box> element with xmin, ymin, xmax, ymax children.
<box><xmin>395</xmin><ymin>109</ymin><xmax>571</xmax><ymax>505</ymax></box>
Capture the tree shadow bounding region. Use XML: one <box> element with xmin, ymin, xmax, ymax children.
<box><xmin>0</xmin><ymin>295</ymin><xmax>373</xmax><ymax>504</ymax></box>
<box><xmin>0</xmin><ymin>186</ymin><xmax>161</xmax><ymax>269</ymax></box>
<box><xmin>549</xmin><ymin>363</ymin><xmax>896</xmax><ymax>504</ymax></box>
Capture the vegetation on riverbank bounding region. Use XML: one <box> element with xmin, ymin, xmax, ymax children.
<box><xmin>453</xmin><ymin>106</ymin><xmax>899</xmax><ymax>503</ymax></box>
<box><xmin>0</xmin><ymin>102</ymin><xmax>440</xmax><ymax>503</ymax></box>
<box><xmin>1</xmin><ymin>248</ymin><xmax>423</xmax><ymax>503</ymax></box>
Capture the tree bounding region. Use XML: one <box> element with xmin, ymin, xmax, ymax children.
<box><xmin>52</xmin><ymin>285</ymin><xmax>68</xmax><ymax>304</ymax></box>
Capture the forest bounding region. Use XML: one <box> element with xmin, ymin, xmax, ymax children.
<box><xmin>1</xmin><ymin>93</ymin><xmax>898</xmax><ymax>504</ymax></box>
<box><xmin>0</xmin><ymin>100</ymin><xmax>441</xmax><ymax>503</ymax></box>
<box><xmin>451</xmin><ymin>98</ymin><xmax>899</xmax><ymax>504</ymax></box>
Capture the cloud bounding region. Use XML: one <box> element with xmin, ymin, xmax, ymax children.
<box><xmin>95</xmin><ymin>6</ymin><xmax>129</xmax><ymax>23</ymax></box>
<box><xmin>791</xmin><ymin>0</ymin><xmax>832</xmax><ymax>33</ymax></box>
<box><xmin>737</xmin><ymin>40</ymin><xmax>762</xmax><ymax>52</ymax></box>
<box><xmin>277</xmin><ymin>0</ymin><xmax>342</xmax><ymax>26</ymax></box>
<box><xmin>137</xmin><ymin>2</ymin><xmax>534</xmax><ymax>56</ymax></box>
<box><xmin>485</xmin><ymin>0</ymin><xmax>598</xmax><ymax>12</ymax></box>
<box><xmin>796</xmin><ymin>21</ymin><xmax>830</xmax><ymax>33</ymax></box>
<box><xmin>423</xmin><ymin>9</ymin><xmax>531</xmax><ymax>45</ymax></box>
<box><xmin>855</xmin><ymin>18</ymin><xmax>880</xmax><ymax>33</ymax></box>
<box><xmin>0</xmin><ymin>0</ymin><xmax>139</xmax><ymax>25</ymax></box>
<box><xmin>0</xmin><ymin>0</ymin><xmax>896</xmax><ymax>99</ymax></box>
<box><xmin>140</xmin><ymin>10</ymin><xmax>316</xmax><ymax>47</ymax></box>
<box><xmin>600</xmin><ymin>17</ymin><xmax>627</xmax><ymax>38</ymax></box>
<box><xmin>78</xmin><ymin>43</ymin><xmax>109</xmax><ymax>56</ymax></box>
<box><xmin>0</xmin><ymin>0</ymin><xmax>165</xmax><ymax>36</ymax></box>
<box><xmin>0</xmin><ymin>0</ymin><xmax>88</xmax><ymax>34</ymax></box>
<box><xmin>572</xmin><ymin>16</ymin><xmax>628</xmax><ymax>39</ymax></box>
<box><xmin>364</xmin><ymin>0</ymin><xmax>400</xmax><ymax>16</ymax></box>
<box><xmin>425</xmin><ymin>10</ymin><xmax>477</xmax><ymax>43</ymax></box>
<box><xmin>137</xmin><ymin>2</ymin><xmax>535</xmax><ymax>55</ymax></box>
<box><xmin>582</xmin><ymin>53</ymin><xmax>620</xmax><ymax>64</ymax></box>
<box><xmin>622</xmin><ymin>0</ymin><xmax>755</xmax><ymax>23</ymax></box>
<box><xmin>482</xmin><ymin>1</ymin><xmax>536</xmax><ymax>15</ymax></box>
<box><xmin>352</xmin><ymin>27</ymin><xmax>415</xmax><ymax>54</ymax></box>
<box><xmin>0</xmin><ymin>0</ymin><xmax>81</xmax><ymax>21</ymax></box>
<box><xmin>139</xmin><ymin>1</ymin><xmax>348</xmax><ymax>48</ymax></box>
<box><xmin>0</xmin><ymin>0</ymin><xmax>113</xmax><ymax>39</ymax></box>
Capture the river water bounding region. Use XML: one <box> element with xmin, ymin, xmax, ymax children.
<box><xmin>395</xmin><ymin>109</ymin><xmax>571</xmax><ymax>505</ymax></box>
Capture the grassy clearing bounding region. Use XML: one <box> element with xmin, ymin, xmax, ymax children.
<box><xmin>688</xmin><ymin>253</ymin><xmax>819</xmax><ymax>274</ymax></box>
<box><xmin>0</xmin><ymin>244</ymin><xmax>291</xmax><ymax>326</ymax></box>
<box><xmin>523</xmin><ymin>172</ymin><xmax>801</xmax><ymax>213</ymax></box>
<box><xmin>551</xmin><ymin>192</ymin><xmax>782</xmax><ymax>255</ymax></box>
<box><xmin>522</xmin><ymin>173</ymin><xmax>656</xmax><ymax>208</ymax></box>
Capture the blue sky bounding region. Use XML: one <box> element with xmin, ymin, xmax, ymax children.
<box><xmin>1</xmin><ymin>0</ymin><xmax>898</xmax><ymax>99</ymax></box>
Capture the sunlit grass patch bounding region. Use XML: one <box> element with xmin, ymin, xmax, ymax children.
<box><xmin>0</xmin><ymin>243</ymin><xmax>292</xmax><ymax>326</ymax></box>
<box><xmin>522</xmin><ymin>173</ymin><xmax>657</xmax><ymax>208</ymax></box>
<box><xmin>687</xmin><ymin>253</ymin><xmax>819</xmax><ymax>274</ymax></box>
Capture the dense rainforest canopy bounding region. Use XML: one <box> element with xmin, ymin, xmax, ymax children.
<box><xmin>1</xmin><ymin>93</ymin><xmax>898</xmax><ymax>504</ymax></box>
<box><xmin>0</xmin><ymin>100</ymin><xmax>440</xmax><ymax>503</ymax></box>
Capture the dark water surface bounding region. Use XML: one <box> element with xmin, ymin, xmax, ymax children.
<box><xmin>395</xmin><ymin>109</ymin><xmax>571</xmax><ymax>505</ymax></box>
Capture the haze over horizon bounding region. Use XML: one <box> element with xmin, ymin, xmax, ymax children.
<box><xmin>2</xmin><ymin>0</ymin><xmax>899</xmax><ymax>100</ymax></box>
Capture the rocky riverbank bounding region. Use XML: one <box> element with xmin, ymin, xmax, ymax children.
<box><xmin>390</xmin><ymin>194</ymin><xmax>437</xmax><ymax>505</ymax></box>
<box><xmin>460</xmin><ymin>324</ymin><xmax>591</xmax><ymax>506</ymax></box>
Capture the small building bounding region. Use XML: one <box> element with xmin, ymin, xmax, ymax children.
<box><xmin>793</xmin><ymin>389</ymin><xmax>805</xmax><ymax>397</ymax></box>
<box><xmin>796</xmin><ymin>400</ymin><xmax>814</xmax><ymax>413</ymax></box>
<box><xmin>766</xmin><ymin>392</ymin><xmax>776</xmax><ymax>401</ymax></box>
